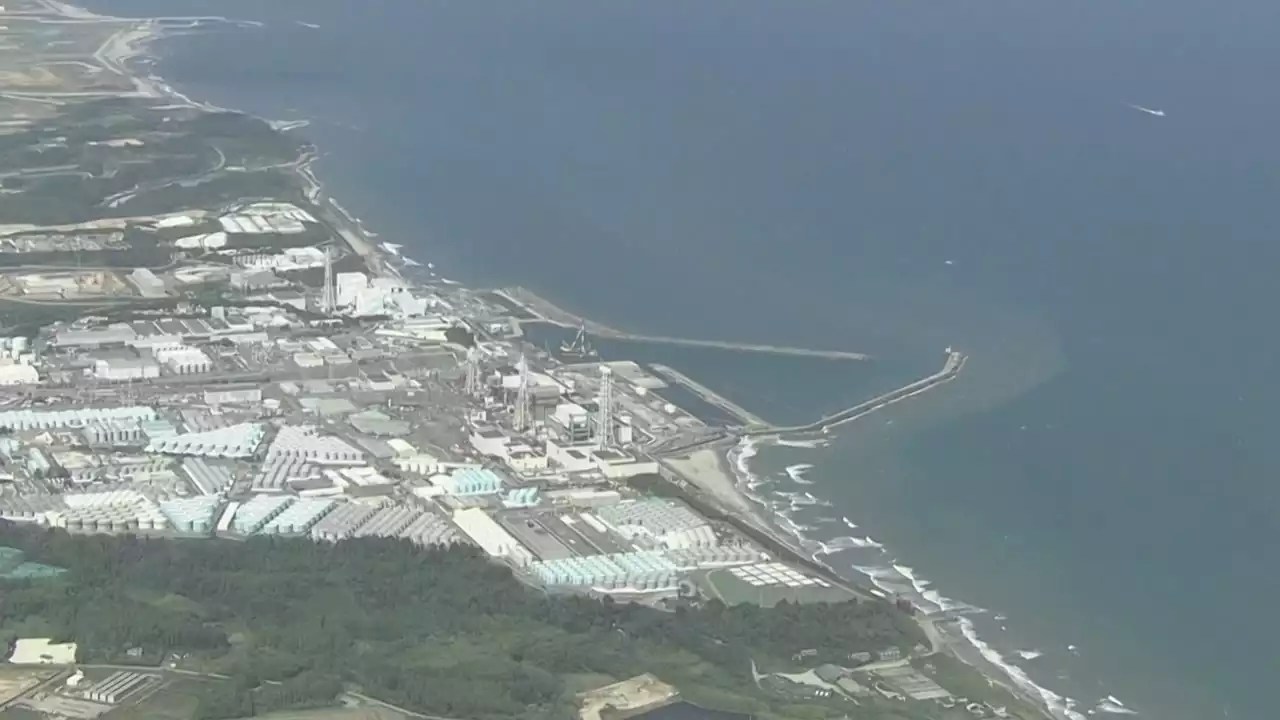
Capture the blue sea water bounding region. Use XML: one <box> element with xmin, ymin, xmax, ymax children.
<box><xmin>76</xmin><ymin>1</ymin><xmax>1280</xmax><ymax>718</ymax></box>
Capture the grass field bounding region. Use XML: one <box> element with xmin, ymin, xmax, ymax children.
<box><xmin>108</xmin><ymin>676</ymin><xmax>214</xmax><ymax>720</ymax></box>
<box><xmin>699</xmin><ymin>568</ymin><xmax>859</xmax><ymax>607</ymax></box>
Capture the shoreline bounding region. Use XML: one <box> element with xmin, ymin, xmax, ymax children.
<box><xmin>693</xmin><ymin>433</ymin><xmax>1087</xmax><ymax>720</ymax></box>
<box><xmin>41</xmin><ymin>2</ymin><xmax>1090</xmax><ymax>718</ymax></box>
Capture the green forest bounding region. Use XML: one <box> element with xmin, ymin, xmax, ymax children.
<box><xmin>0</xmin><ymin>98</ymin><xmax>308</xmax><ymax>225</ymax></box>
<box><xmin>0</xmin><ymin>522</ymin><xmax>922</xmax><ymax>720</ymax></box>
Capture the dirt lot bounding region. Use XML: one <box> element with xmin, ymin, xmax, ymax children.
<box><xmin>0</xmin><ymin>668</ymin><xmax>56</xmax><ymax>708</ymax></box>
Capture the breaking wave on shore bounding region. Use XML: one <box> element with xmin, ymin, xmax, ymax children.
<box><xmin>726</xmin><ymin>435</ymin><xmax>1131</xmax><ymax>720</ymax></box>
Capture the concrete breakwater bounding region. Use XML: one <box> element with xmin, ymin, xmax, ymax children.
<box><xmin>495</xmin><ymin>286</ymin><xmax>871</xmax><ymax>361</ymax></box>
<box><xmin>743</xmin><ymin>350</ymin><xmax>966</xmax><ymax>437</ymax></box>
<box><xmin>648</xmin><ymin>363</ymin><xmax>769</xmax><ymax>427</ymax></box>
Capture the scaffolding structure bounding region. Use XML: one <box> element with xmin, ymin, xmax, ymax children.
<box><xmin>597</xmin><ymin>365</ymin><xmax>615</xmax><ymax>448</ymax></box>
<box><xmin>320</xmin><ymin>247</ymin><xmax>336</xmax><ymax>314</ymax></box>
<box><xmin>513</xmin><ymin>353</ymin><xmax>531</xmax><ymax>431</ymax></box>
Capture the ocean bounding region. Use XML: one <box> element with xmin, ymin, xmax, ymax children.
<box><xmin>76</xmin><ymin>1</ymin><xmax>1280</xmax><ymax>718</ymax></box>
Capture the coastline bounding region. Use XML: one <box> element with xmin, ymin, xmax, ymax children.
<box><xmin>45</xmin><ymin>2</ymin><xmax>1086</xmax><ymax>718</ymax></box>
<box><xmin>682</xmin><ymin>434</ymin><xmax>1088</xmax><ymax>720</ymax></box>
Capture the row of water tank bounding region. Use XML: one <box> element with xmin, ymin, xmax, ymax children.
<box><xmin>269</xmin><ymin>449</ymin><xmax>361</xmax><ymax>462</ymax></box>
<box><xmin>534</xmin><ymin>567</ymin><xmax>678</xmax><ymax>591</ymax></box>
<box><xmin>160</xmin><ymin>497</ymin><xmax>222</xmax><ymax>534</ymax></box>
<box><xmin>57</xmin><ymin>514</ymin><xmax>170</xmax><ymax>533</ymax></box>
<box><xmin>665</xmin><ymin>547</ymin><xmax>758</xmax><ymax>570</ymax></box>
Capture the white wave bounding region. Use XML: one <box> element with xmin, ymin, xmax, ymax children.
<box><xmin>1093</xmin><ymin>696</ymin><xmax>1138</xmax><ymax>715</ymax></box>
<box><xmin>852</xmin><ymin>564</ymin><xmax>901</xmax><ymax>584</ymax></box>
<box><xmin>716</xmin><ymin>429</ymin><xmax>1093</xmax><ymax>720</ymax></box>
<box><xmin>958</xmin><ymin>618</ymin><xmax>1088</xmax><ymax>720</ymax></box>
<box><xmin>729</xmin><ymin>437</ymin><xmax>775</xmax><ymax>510</ymax></box>
<box><xmin>730</xmin><ymin>436</ymin><xmax>761</xmax><ymax>478</ymax></box>
<box><xmin>773</xmin><ymin>491</ymin><xmax>832</xmax><ymax>509</ymax></box>
<box><xmin>774</xmin><ymin>437</ymin><xmax>830</xmax><ymax>449</ymax></box>
<box><xmin>783</xmin><ymin>463</ymin><xmax>815</xmax><ymax>484</ymax></box>
<box><xmin>772</xmin><ymin>511</ymin><xmax>812</xmax><ymax>542</ymax></box>
<box><xmin>381</xmin><ymin>242</ymin><xmax>403</xmax><ymax>256</ymax></box>
<box><xmin>892</xmin><ymin>564</ymin><xmax>931</xmax><ymax>592</ymax></box>
<box><xmin>816</xmin><ymin>535</ymin><xmax>883</xmax><ymax>554</ymax></box>
<box><xmin>922</xmin><ymin>589</ymin><xmax>963</xmax><ymax>613</ymax></box>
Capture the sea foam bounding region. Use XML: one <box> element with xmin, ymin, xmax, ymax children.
<box><xmin>783</xmin><ymin>463</ymin><xmax>815</xmax><ymax>484</ymax></box>
<box><xmin>774</xmin><ymin>437</ymin><xmax>830</xmax><ymax>449</ymax></box>
<box><xmin>958</xmin><ymin>618</ymin><xmax>1088</xmax><ymax>720</ymax></box>
<box><xmin>1093</xmin><ymin>696</ymin><xmax>1138</xmax><ymax>715</ymax></box>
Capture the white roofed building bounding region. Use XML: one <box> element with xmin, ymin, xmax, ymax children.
<box><xmin>0</xmin><ymin>362</ymin><xmax>38</xmax><ymax>386</ymax></box>
<box><xmin>336</xmin><ymin>272</ymin><xmax>368</xmax><ymax>307</ymax></box>
<box><xmin>53</xmin><ymin>324</ymin><xmax>137</xmax><ymax>348</ymax></box>
<box><xmin>452</xmin><ymin>507</ymin><xmax>533</xmax><ymax>565</ymax></box>
<box><xmin>93</xmin><ymin>357</ymin><xmax>160</xmax><ymax>382</ymax></box>
<box><xmin>154</xmin><ymin>345</ymin><xmax>212</xmax><ymax>375</ymax></box>
<box><xmin>129</xmin><ymin>268</ymin><xmax>166</xmax><ymax>297</ymax></box>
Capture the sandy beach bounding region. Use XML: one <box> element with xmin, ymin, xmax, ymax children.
<box><xmin>663</xmin><ymin>447</ymin><xmax>760</xmax><ymax>519</ymax></box>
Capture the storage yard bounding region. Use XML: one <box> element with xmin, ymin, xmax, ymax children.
<box><xmin>0</xmin><ymin>184</ymin><xmax>868</xmax><ymax>616</ymax></box>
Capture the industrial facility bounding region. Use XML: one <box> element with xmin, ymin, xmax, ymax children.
<box><xmin>0</xmin><ymin>219</ymin><xmax>804</xmax><ymax>609</ymax></box>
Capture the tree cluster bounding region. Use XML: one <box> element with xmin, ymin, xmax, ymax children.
<box><xmin>0</xmin><ymin>522</ymin><xmax>921</xmax><ymax>720</ymax></box>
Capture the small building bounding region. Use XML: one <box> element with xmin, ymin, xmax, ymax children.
<box><xmin>348</xmin><ymin>409</ymin><xmax>411</xmax><ymax>437</ymax></box>
<box><xmin>469</xmin><ymin>426</ymin><xmax>510</xmax><ymax>457</ymax></box>
<box><xmin>0</xmin><ymin>362</ymin><xmax>38</xmax><ymax>386</ymax></box>
<box><xmin>268</xmin><ymin>289</ymin><xmax>307</xmax><ymax>310</ymax></box>
<box><xmin>549</xmin><ymin>403</ymin><xmax>593</xmax><ymax>444</ymax></box>
<box><xmin>230</xmin><ymin>269</ymin><xmax>286</xmax><ymax>291</ymax></box>
<box><xmin>204</xmin><ymin>387</ymin><xmax>263</xmax><ymax>405</ymax></box>
<box><xmin>546</xmin><ymin>440</ymin><xmax>596</xmax><ymax>473</ymax></box>
<box><xmin>507</xmin><ymin>447</ymin><xmax>549</xmax><ymax>473</ymax></box>
<box><xmin>155</xmin><ymin>345</ymin><xmax>212</xmax><ymax>374</ymax></box>
<box><xmin>293</xmin><ymin>352</ymin><xmax>324</xmax><ymax>369</ymax></box>
<box><xmin>591</xmin><ymin>449</ymin><xmax>660</xmax><ymax>479</ymax></box>
<box><xmin>53</xmin><ymin>324</ymin><xmax>137</xmax><ymax>348</ymax></box>
<box><xmin>94</xmin><ymin>356</ymin><xmax>160</xmax><ymax>381</ymax></box>
<box><xmin>129</xmin><ymin>268</ymin><xmax>167</xmax><ymax>297</ymax></box>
